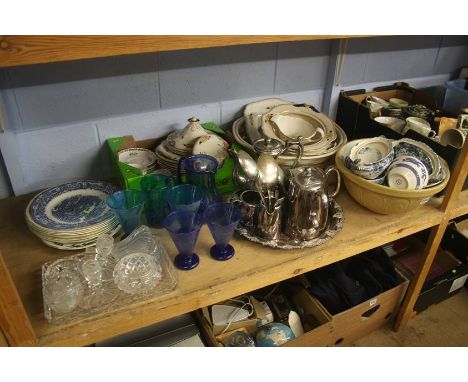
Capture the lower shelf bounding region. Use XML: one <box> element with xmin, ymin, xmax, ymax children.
<box><xmin>0</xmin><ymin>189</ymin><xmax>444</xmax><ymax>346</ymax></box>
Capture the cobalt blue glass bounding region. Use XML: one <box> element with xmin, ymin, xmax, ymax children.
<box><xmin>163</xmin><ymin>210</ymin><xmax>203</xmax><ymax>270</ymax></box>
<box><xmin>164</xmin><ymin>184</ymin><xmax>204</xmax><ymax>214</ymax></box>
<box><xmin>204</xmin><ymin>202</ymin><xmax>241</xmax><ymax>261</ymax></box>
<box><xmin>141</xmin><ymin>174</ymin><xmax>175</xmax><ymax>228</ymax></box>
<box><xmin>107</xmin><ymin>190</ymin><xmax>146</xmax><ymax>236</ymax></box>
<box><xmin>177</xmin><ymin>154</ymin><xmax>222</xmax><ymax>208</ymax></box>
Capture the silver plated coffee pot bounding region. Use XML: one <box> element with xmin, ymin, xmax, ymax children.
<box><xmin>285</xmin><ymin>166</ymin><xmax>340</xmax><ymax>241</ymax></box>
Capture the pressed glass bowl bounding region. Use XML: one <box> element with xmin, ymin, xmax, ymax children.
<box><xmin>113</xmin><ymin>252</ymin><xmax>162</xmax><ymax>295</ymax></box>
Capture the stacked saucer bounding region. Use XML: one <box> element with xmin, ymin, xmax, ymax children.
<box><xmin>26</xmin><ymin>181</ymin><xmax>121</xmax><ymax>250</ymax></box>
<box><xmin>154</xmin><ymin>130</ymin><xmax>192</xmax><ymax>174</ymax></box>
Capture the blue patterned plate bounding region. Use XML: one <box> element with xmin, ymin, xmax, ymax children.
<box><xmin>28</xmin><ymin>181</ymin><xmax>119</xmax><ymax>230</ymax></box>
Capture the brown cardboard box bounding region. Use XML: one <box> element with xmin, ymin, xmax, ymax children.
<box><xmin>200</xmin><ymin>296</ymin><xmax>266</xmax><ymax>337</ymax></box>
<box><xmin>196</xmin><ymin>287</ymin><xmax>333</xmax><ymax>347</ymax></box>
<box><xmin>301</xmin><ymin>271</ymin><xmax>409</xmax><ymax>347</ymax></box>
<box><xmin>335</xmin><ymin>82</ymin><xmax>460</xmax><ymax>170</ymax></box>
<box><xmin>282</xmin><ymin>287</ymin><xmax>332</xmax><ymax>347</ymax></box>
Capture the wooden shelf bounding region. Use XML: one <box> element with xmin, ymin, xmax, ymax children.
<box><xmin>0</xmin><ymin>35</ymin><xmax>366</xmax><ymax>68</ymax></box>
<box><xmin>448</xmin><ymin>188</ymin><xmax>468</xmax><ymax>220</ymax></box>
<box><xmin>0</xmin><ymin>190</ymin><xmax>443</xmax><ymax>346</ymax></box>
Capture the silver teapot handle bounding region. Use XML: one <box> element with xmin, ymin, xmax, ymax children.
<box><xmin>284</xmin><ymin>136</ymin><xmax>304</xmax><ymax>169</ymax></box>
<box><xmin>324</xmin><ymin>165</ymin><xmax>341</xmax><ymax>198</ymax></box>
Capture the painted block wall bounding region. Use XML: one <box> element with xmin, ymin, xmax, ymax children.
<box><xmin>0</xmin><ymin>36</ymin><xmax>467</xmax><ymax>197</ymax></box>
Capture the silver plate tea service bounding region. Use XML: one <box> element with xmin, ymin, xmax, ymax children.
<box><xmin>229</xmin><ymin>99</ymin><xmax>346</xmax><ymax>249</ymax></box>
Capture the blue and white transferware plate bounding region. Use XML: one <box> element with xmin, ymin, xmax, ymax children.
<box><xmin>28</xmin><ymin>181</ymin><xmax>119</xmax><ymax>230</ymax></box>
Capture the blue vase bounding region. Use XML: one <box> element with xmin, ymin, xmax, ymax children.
<box><xmin>177</xmin><ymin>154</ymin><xmax>222</xmax><ymax>210</ymax></box>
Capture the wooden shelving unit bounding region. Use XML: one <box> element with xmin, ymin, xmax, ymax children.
<box><xmin>0</xmin><ymin>35</ymin><xmax>367</xmax><ymax>68</ymax></box>
<box><xmin>0</xmin><ymin>35</ymin><xmax>466</xmax><ymax>346</ymax></box>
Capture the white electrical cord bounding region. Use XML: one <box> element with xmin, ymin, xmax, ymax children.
<box><xmin>219</xmin><ymin>297</ymin><xmax>254</xmax><ymax>335</ymax></box>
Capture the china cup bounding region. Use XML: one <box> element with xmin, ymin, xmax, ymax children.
<box><xmin>404</xmin><ymin>117</ymin><xmax>436</xmax><ymax>138</ymax></box>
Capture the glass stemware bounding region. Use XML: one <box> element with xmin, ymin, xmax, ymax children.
<box><xmin>163</xmin><ymin>210</ymin><xmax>203</xmax><ymax>270</ymax></box>
<box><xmin>164</xmin><ymin>184</ymin><xmax>204</xmax><ymax>214</ymax></box>
<box><xmin>204</xmin><ymin>202</ymin><xmax>241</xmax><ymax>261</ymax></box>
<box><xmin>141</xmin><ymin>174</ymin><xmax>175</xmax><ymax>228</ymax></box>
<box><xmin>107</xmin><ymin>189</ymin><xmax>146</xmax><ymax>236</ymax></box>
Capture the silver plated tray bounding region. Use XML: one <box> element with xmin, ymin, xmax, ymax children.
<box><xmin>235</xmin><ymin>198</ymin><xmax>343</xmax><ymax>250</ymax></box>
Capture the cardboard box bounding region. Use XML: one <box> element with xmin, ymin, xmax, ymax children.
<box><xmin>298</xmin><ymin>269</ymin><xmax>408</xmax><ymax>347</ymax></box>
<box><xmin>392</xmin><ymin>235</ymin><xmax>468</xmax><ymax>312</ymax></box>
<box><xmin>441</xmin><ymin>218</ymin><xmax>468</xmax><ymax>266</ymax></box>
<box><xmin>336</xmin><ymin>82</ymin><xmax>460</xmax><ymax>170</ymax></box>
<box><xmin>106</xmin><ymin>123</ymin><xmax>236</xmax><ymax>193</ymax></box>
<box><xmin>199</xmin><ymin>296</ymin><xmax>266</xmax><ymax>337</ymax></box>
<box><xmin>196</xmin><ymin>287</ymin><xmax>333</xmax><ymax>347</ymax></box>
<box><xmin>310</xmin><ymin>270</ymin><xmax>409</xmax><ymax>346</ymax></box>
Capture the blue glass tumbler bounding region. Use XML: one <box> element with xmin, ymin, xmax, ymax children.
<box><xmin>107</xmin><ymin>190</ymin><xmax>146</xmax><ymax>236</ymax></box>
<box><xmin>177</xmin><ymin>154</ymin><xmax>222</xmax><ymax>207</ymax></box>
<box><xmin>141</xmin><ymin>174</ymin><xmax>175</xmax><ymax>228</ymax></box>
<box><xmin>164</xmin><ymin>184</ymin><xmax>204</xmax><ymax>214</ymax></box>
<box><xmin>204</xmin><ymin>202</ymin><xmax>241</xmax><ymax>261</ymax></box>
<box><xmin>163</xmin><ymin>210</ymin><xmax>203</xmax><ymax>270</ymax></box>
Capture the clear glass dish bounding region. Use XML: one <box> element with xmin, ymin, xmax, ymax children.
<box><xmin>42</xmin><ymin>225</ymin><xmax>179</xmax><ymax>325</ymax></box>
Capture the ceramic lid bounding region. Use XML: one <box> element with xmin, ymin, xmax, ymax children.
<box><xmin>253</xmin><ymin>138</ymin><xmax>284</xmax><ymax>156</ymax></box>
<box><xmin>291</xmin><ymin>167</ymin><xmax>324</xmax><ymax>191</ymax></box>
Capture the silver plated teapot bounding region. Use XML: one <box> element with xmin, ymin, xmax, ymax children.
<box><xmin>285</xmin><ymin>166</ymin><xmax>340</xmax><ymax>241</ymax></box>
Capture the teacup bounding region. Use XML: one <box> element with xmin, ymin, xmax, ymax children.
<box><xmin>365</xmin><ymin>98</ymin><xmax>384</xmax><ymax>118</ymax></box>
<box><xmin>440</xmin><ymin>128</ymin><xmax>465</xmax><ymax>149</ymax></box>
<box><xmin>404</xmin><ymin>117</ymin><xmax>436</xmax><ymax>138</ymax></box>
<box><xmin>374</xmin><ymin>116</ymin><xmax>406</xmax><ymax>134</ymax></box>
<box><xmin>389</xmin><ymin>98</ymin><xmax>409</xmax><ymax>108</ymax></box>
<box><xmin>387</xmin><ymin>156</ymin><xmax>429</xmax><ymax>190</ymax></box>
<box><xmin>366</xmin><ymin>96</ymin><xmax>390</xmax><ymax>107</ymax></box>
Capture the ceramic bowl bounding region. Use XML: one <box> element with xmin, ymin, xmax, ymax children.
<box><xmin>336</xmin><ymin>144</ymin><xmax>450</xmax><ymax>214</ymax></box>
<box><xmin>244</xmin><ymin>98</ymin><xmax>292</xmax><ymax>143</ymax></box>
<box><xmin>387</xmin><ymin>156</ymin><xmax>429</xmax><ymax>190</ymax></box>
<box><xmin>192</xmin><ymin>133</ymin><xmax>230</xmax><ymax>166</ymax></box>
<box><xmin>118</xmin><ymin>148</ymin><xmax>157</xmax><ymax>173</ymax></box>
<box><xmin>346</xmin><ymin>137</ymin><xmax>394</xmax><ymax>179</ymax></box>
<box><xmin>374</xmin><ymin>116</ymin><xmax>406</xmax><ymax>134</ymax></box>
<box><xmin>393</xmin><ymin>138</ymin><xmax>441</xmax><ymax>181</ymax></box>
<box><xmin>389</xmin><ymin>98</ymin><xmax>408</xmax><ymax>108</ymax></box>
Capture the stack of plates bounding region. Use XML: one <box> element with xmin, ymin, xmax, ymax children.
<box><xmin>154</xmin><ymin>131</ymin><xmax>192</xmax><ymax>174</ymax></box>
<box><xmin>26</xmin><ymin>181</ymin><xmax>121</xmax><ymax>250</ymax></box>
<box><xmin>232</xmin><ymin>116</ymin><xmax>347</xmax><ymax>168</ymax></box>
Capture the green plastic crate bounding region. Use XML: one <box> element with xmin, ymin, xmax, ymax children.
<box><xmin>107</xmin><ymin>123</ymin><xmax>236</xmax><ymax>193</ymax></box>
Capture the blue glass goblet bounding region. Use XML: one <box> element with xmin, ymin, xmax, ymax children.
<box><xmin>163</xmin><ymin>210</ymin><xmax>203</xmax><ymax>270</ymax></box>
<box><xmin>204</xmin><ymin>202</ymin><xmax>241</xmax><ymax>261</ymax></box>
<box><xmin>141</xmin><ymin>174</ymin><xmax>175</xmax><ymax>228</ymax></box>
<box><xmin>164</xmin><ymin>184</ymin><xmax>204</xmax><ymax>214</ymax></box>
<box><xmin>107</xmin><ymin>190</ymin><xmax>146</xmax><ymax>236</ymax></box>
